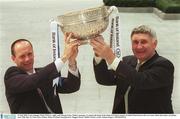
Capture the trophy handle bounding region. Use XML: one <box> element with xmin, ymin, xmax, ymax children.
<box><xmin>58</xmin><ymin>21</ymin><xmax>63</xmax><ymax>27</ymax></box>
<box><xmin>107</xmin><ymin>6</ymin><xmax>118</xmax><ymax>16</ymax></box>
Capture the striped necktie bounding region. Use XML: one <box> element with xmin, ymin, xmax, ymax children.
<box><xmin>124</xmin><ymin>62</ymin><xmax>141</xmax><ymax>113</ymax></box>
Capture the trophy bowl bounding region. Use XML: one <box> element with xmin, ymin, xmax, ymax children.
<box><xmin>57</xmin><ymin>6</ymin><xmax>113</xmax><ymax>44</ymax></box>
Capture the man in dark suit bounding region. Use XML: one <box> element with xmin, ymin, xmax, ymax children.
<box><xmin>90</xmin><ymin>25</ymin><xmax>174</xmax><ymax>113</ymax></box>
<box><xmin>4</xmin><ymin>33</ymin><xmax>81</xmax><ymax>113</ymax></box>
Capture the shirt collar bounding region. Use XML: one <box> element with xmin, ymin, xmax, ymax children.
<box><xmin>26</xmin><ymin>69</ymin><xmax>35</xmax><ymax>75</ymax></box>
<box><xmin>137</xmin><ymin>60</ymin><xmax>146</xmax><ymax>65</ymax></box>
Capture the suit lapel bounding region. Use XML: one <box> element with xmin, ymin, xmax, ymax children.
<box><xmin>138</xmin><ymin>52</ymin><xmax>159</xmax><ymax>71</ymax></box>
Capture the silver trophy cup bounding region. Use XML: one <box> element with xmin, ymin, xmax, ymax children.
<box><xmin>57</xmin><ymin>5</ymin><xmax>115</xmax><ymax>45</ymax></box>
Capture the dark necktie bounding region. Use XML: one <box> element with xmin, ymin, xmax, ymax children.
<box><xmin>37</xmin><ymin>88</ymin><xmax>54</xmax><ymax>113</ymax></box>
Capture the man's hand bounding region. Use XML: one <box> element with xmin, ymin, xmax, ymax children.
<box><xmin>90</xmin><ymin>35</ymin><xmax>115</xmax><ymax>65</ymax></box>
<box><xmin>61</xmin><ymin>33</ymin><xmax>80</xmax><ymax>63</ymax></box>
<box><xmin>68</xmin><ymin>44</ymin><xmax>78</xmax><ymax>64</ymax></box>
<box><xmin>68</xmin><ymin>43</ymin><xmax>79</xmax><ymax>71</ymax></box>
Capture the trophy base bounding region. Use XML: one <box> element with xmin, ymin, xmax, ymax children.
<box><xmin>79</xmin><ymin>39</ymin><xmax>90</xmax><ymax>45</ymax></box>
<box><xmin>79</xmin><ymin>35</ymin><xmax>99</xmax><ymax>45</ymax></box>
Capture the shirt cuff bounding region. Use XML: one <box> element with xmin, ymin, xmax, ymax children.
<box><xmin>94</xmin><ymin>56</ymin><xmax>102</xmax><ymax>65</ymax></box>
<box><xmin>68</xmin><ymin>68</ymin><xmax>79</xmax><ymax>78</ymax></box>
<box><xmin>108</xmin><ymin>57</ymin><xmax>121</xmax><ymax>71</ymax></box>
<box><xmin>54</xmin><ymin>58</ymin><xmax>65</xmax><ymax>72</ymax></box>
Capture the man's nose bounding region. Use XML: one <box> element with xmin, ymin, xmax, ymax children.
<box><xmin>137</xmin><ymin>42</ymin><xmax>143</xmax><ymax>49</ymax></box>
<box><xmin>24</xmin><ymin>56</ymin><xmax>30</xmax><ymax>61</ymax></box>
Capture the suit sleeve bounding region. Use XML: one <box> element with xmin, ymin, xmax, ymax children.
<box><xmin>115</xmin><ymin>59</ymin><xmax>174</xmax><ymax>90</ymax></box>
<box><xmin>93</xmin><ymin>59</ymin><xmax>117</xmax><ymax>85</ymax></box>
<box><xmin>93</xmin><ymin>58</ymin><xmax>129</xmax><ymax>95</ymax></box>
<box><xmin>57</xmin><ymin>71</ymin><xmax>81</xmax><ymax>93</ymax></box>
<box><xmin>4</xmin><ymin>63</ymin><xmax>59</xmax><ymax>94</ymax></box>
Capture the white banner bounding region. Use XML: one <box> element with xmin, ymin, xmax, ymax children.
<box><xmin>50</xmin><ymin>20</ymin><xmax>60</xmax><ymax>61</ymax></box>
<box><xmin>109</xmin><ymin>7</ymin><xmax>122</xmax><ymax>60</ymax></box>
<box><xmin>50</xmin><ymin>20</ymin><xmax>61</xmax><ymax>93</ymax></box>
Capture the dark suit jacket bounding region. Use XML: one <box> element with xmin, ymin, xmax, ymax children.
<box><xmin>4</xmin><ymin>62</ymin><xmax>81</xmax><ymax>113</ymax></box>
<box><xmin>93</xmin><ymin>52</ymin><xmax>174</xmax><ymax>113</ymax></box>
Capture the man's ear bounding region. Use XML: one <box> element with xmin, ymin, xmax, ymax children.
<box><xmin>154</xmin><ymin>39</ymin><xmax>158</xmax><ymax>47</ymax></box>
<box><xmin>153</xmin><ymin>39</ymin><xmax>157</xmax><ymax>48</ymax></box>
<box><xmin>11</xmin><ymin>55</ymin><xmax>15</xmax><ymax>62</ymax></box>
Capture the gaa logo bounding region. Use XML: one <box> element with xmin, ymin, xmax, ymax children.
<box><xmin>115</xmin><ymin>48</ymin><xmax>121</xmax><ymax>58</ymax></box>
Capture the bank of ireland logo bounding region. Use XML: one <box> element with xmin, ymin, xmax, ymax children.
<box><xmin>115</xmin><ymin>48</ymin><xmax>121</xmax><ymax>58</ymax></box>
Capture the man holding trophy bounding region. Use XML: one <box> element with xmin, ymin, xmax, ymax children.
<box><xmin>90</xmin><ymin>25</ymin><xmax>174</xmax><ymax>113</ymax></box>
<box><xmin>4</xmin><ymin>33</ymin><xmax>81</xmax><ymax>113</ymax></box>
